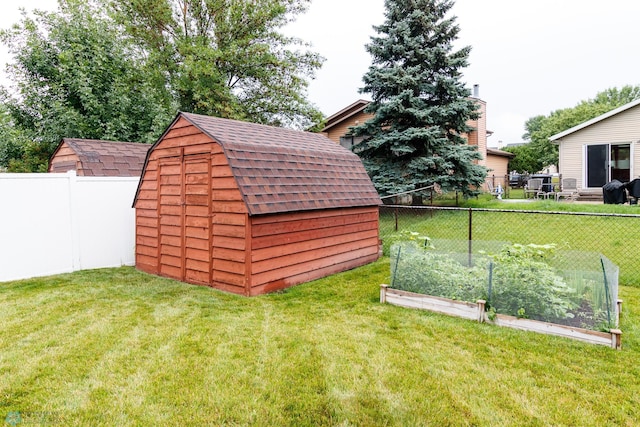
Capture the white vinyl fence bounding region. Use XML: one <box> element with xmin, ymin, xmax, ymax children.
<box><xmin>0</xmin><ymin>171</ymin><xmax>139</xmax><ymax>282</ymax></box>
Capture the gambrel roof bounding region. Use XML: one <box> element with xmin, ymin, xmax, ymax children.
<box><xmin>135</xmin><ymin>112</ymin><xmax>381</xmax><ymax>215</ymax></box>
<box><xmin>49</xmin><ymin>138</ymin><xmax>150</xmax><ymax>176</ymax></box>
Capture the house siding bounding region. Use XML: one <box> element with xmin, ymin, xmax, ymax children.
<box><xmin>323</xmin><ymin>110</ymin><xmax>374</xmax><ymax>144</ymax></box>
<box><xmin>557</xmin><ymin>104</ymin><xmax>640</xmax><ymax>189</ymax></box>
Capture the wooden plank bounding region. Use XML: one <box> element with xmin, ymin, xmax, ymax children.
<box><xmin>160</xmin><ymin>215</ymin><xmax>183</xmax><ymax>226</ymax></box>
<box><xmin>211</xmin><ymin>165</ymin><xmax>234</xmax><ymax>177</ymax></box>
<box><xmin>160</xmin><ymin>264</ymin><xmax>182</xmax><ymax>278</ymax></box>
<box><xmin>137</xmin><ymin>225</ymin><xmax>157</xmax><ymax>238</ymax></box>
<box><xmin>183</xmin><ymin>144</ymin><xmax>213</xmax><ymax>156</ymax></box>
<box><xmin>185</xmin><ymin>258</ymin><xmax>209</xmax><ymax>273</ymax></box>
<box><xmin>160</xmin><ymin>235</ymin><xmax>181</xmax><ymax>246</ymax></box>
<box><xmin>185</xmin><ymin>175</ymin><xmax>209</xmax><ymax>185</ymax></box>
<box><xmin>185</xmin><ymin>194</ymin><xmax>209</xmax><ymax>206</ymax></box>
<box><xmin>251</xmin><ymin>246</ymin><xmax>379</xmax><ymax>285</ymax></box>
<box><xmin>384</xmin><ymin>291</ymin><xmax>478</xmax><ymax>321</ymax></box>
<box><xmin>159</xmin><ymin>204</ymin><xmax>181</xmax><ymax>216</ymax></box>
<box><xmin>185</xmin><ymin>216</ymin><xmax>209</xmax><ymax>228</ymax></box>
<box><xmin>135</xmin><ymin>199</ymin><xmax>157</xmax><ymax>210</ymax></box>
<box><xmin>212</xmin><ymin>247</ymin><xmax>245</xmax><ymax>263</ymax></box>
<box><xmin>160</xmin><ymin>224</ymin><xmax>182</xmax><ymax>237</ymax></box>
<box><xmin>251</xmin><ymin>206</ymin><xmax>377</xmax><ymax>226</ymax></box>
<box><xmin>185</xmin><ymin>205</ymin><xmax>209</xmax><ymax>217</ymax></box>
<box><xmin>212</xmin><ymin>271</ymin><xmax>246</xmax><ymax>287</ymax></box>
<box><xmin>211</xmin><ymin>201</ymin><xmax>247</xmax><ymax>214</ymax></box>
<box><xmin>136</xmin><ymin>216</ymin><xmax>157</xmax><ymax>227</ymax></box>
<box><xmin>251</xmin><ymin>211</ymin><xmax>378</xmax><ymax>237</ymax></box>
<box><xmin>213</xmin><ymin>224</ymin><xmax>245</xmax><ymax>238</ymax></box>
<box><xmin>252</xmin><ymin>237</ymin><xmax>380</xmax><ymax>274</ymax></box>
<box><xmin>137</xmin><ymin>244</ymin><xmax>158</xmax><ymax>257</ymax></box>
<box><xmin>153</xmin><ymin>147</ymin><xmax>183</xmax><ymax>158</ymax></box>
<box><xmin>212</xmin><ymin>189</ymin><xmax>243</xmax><ymax>201</ymax></box>
<box><xmin>139</xmin><ymin>179</ymin><xmax>158</xmax><ymax>191</ymax></box>
<box><xmin>159</xmin><ymin>185</ymin><xmax>181</xmax><ymax>196</ymax></box>
<box><xmin>252</xmin><ymin>230</ymin><xmax>379</xmax><ymax>262</ymax></box>
<box><xmin>160</xmin><ymin>175</ymin><xmax>181</xmax><ymax>185</ymax></box>
<box><xmin>136</xmin><ymin>189</ymin><xmax>157</xmax><ymax>201</ymax></box>
<box><xmin>159</xmin><ymin>164</ymin><xmax>181</xmax><ymax>175</ymax></box>
<box><xmin>252</xmin><ymin>220</ymin><xmax>378</xmax><ymax>250</ymax></box>
<box><xmin>163</xmin><ymin>124</ymin><xmax>202</xmax><ymax>139</ymax></box>
<box><xmin>160</xmin><ymin>133</ymin><xmax>212</xmax><ymax>148</ymax></box>
<box><xmin>185</xmin><ymin>226</ymin><xmax>209</xmax><ymax>239</ymax></box>
<box><xmin>249</xmin><ymin>253</ymin><xmax>380</xmax><ymax>295</ymax></box>
<box><xmin>159</xmin><ymin>195</ymin><xmax>182</xmax><ymax>206</ymax></box>
<box><xmin>213</xmin><ymin>258</ymin><xmax>246</xmax><ymax>275</ymax></box>
<box><xmin>136</xmin><ymin>254</ymin><xmax>157</xmax><ymax>268</ymax></box>
<box><xmin>136</xmin><ymin>235</ymin><xmax>158</xmax><ymax>248</ymax></box>
<box><xmin>160</xmin><ymin>254</ymin><xmax>182</xmax><ymax>268</ymax></box>
<box><xmin>210</xmin><ymin>177</ymin><xmax>237</xmax><ymax>189</ymax></box>
<box><xmin>185</xmin><ymin>269</ymin><xmax>210</xmax><ymax>285</ymax></box>
<box><xmin>185</xmin><ymin>247</ymin><xmax>209</xmax><ymax>263</ymax></box>
<box><xmin>184</xmin><ymin>161</ymin><xmax>209</xmax><ymax>173</ymax></box>
<box><xmin>136</xmin><ymin>208</ymin><xmax>158</xmax><ymax>219</ymax></box>
<box><xmin>212</xmin><ymin>213</ymin><xmax>246</xmax><ymax>226</ymax></box>
<box><xmin>185</xmin><ymin>236</ymin><xmax>209</xmax><ymax>251</ymax></box>
<box><xmin>160</xmin><ymin>245</ymin><xmax>181</xmax><ymax>258</ymax></box>
<box><xmin>185</xmin><ymin>184</ymin><xmax>209</xmax><ymax>195</ymax></box>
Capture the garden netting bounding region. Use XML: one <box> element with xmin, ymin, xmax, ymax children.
<box><xmin>390</xmin><ymin>239</ymin><xmax>619</xmax><ymax>331</ymax></box>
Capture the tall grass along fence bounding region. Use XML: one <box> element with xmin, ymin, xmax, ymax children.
<box><xmin>0</xmin><ymin>171</ymin><xmax>138</xmax><ymax>282</ymax></box>
<box><xmin>379</xmin><ymin>205</ymin><xmax>640</xmax><ymax>287</ymax></box>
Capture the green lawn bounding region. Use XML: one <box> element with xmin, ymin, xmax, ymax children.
<box><xmin>2</xmin><ymin>264</ymin><xmax>640</xmax><ymax>426</ymax></box>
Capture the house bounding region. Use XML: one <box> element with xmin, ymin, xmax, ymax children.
<box><xmin>321</xmin><ymin>95</ymin><xmax>511</xmax><ymax>190</ymax></box>
<box><xmin>48</xmin><ymin>138</ymin><xmax>150</xmax><ymax>176</ymax></box>
<box><xmin>550</xmin><ymin>98</ymin><xmax>640</xmax><ymax>196</ymax></box>
<box><xmin>132</xmin><ymin>112</ymin><xmax>381</xmax><ymax>296</ymax></box>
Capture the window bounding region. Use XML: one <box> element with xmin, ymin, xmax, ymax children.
<box><xmin>339</xmin><ymin>135</ymin><xmax>366</xmax><ymax>150</ymax></box>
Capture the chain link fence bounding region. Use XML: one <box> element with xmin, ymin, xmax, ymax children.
<box><xmin>379</xmin><ymin>205</ymin><xmax>640</xmax><ymax>286</ymax></box>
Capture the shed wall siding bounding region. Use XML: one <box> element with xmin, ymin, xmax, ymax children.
<box><xmin>248</xmin><ymin>206</ymin><xmax>380</xmax><ymax>295</ymax></box>
<box><xmin>49</xmin><ymin>144</ymin><xmax>81</xmax><ymax>173</ymax></box>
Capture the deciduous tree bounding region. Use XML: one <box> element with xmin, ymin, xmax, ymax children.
<box><xmin>110</xmin><ymin>0</ymin><xmax>323</xmax><ymax>128</ymax></box>
<box><xmin>0</xmin><ymin>0</ymin><xmax>173</xmax><ymax>171</ymax></box>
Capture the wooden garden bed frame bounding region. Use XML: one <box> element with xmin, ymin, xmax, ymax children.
<box><xmin>380</xmin><ymin>285</ymin><xmax>623</xmax><ymax>350</ymax></box>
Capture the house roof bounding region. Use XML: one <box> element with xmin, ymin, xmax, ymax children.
<box><xmin>549</xmin><ymin>98</ymin><xmax>640</xmax><ymax>141</ymax></box>
<box><xmin>321</xmin><ymin>99</ymin><xmax>371</xmax><ymax>133</ymax></box>
<box><xmin>486</xmin><ymin>148</ymin><xmax>515</xmax><ymax>158</ymax></box>
<box><xmin>135</xmin><ymin>112</ymin><xmax>381</xmax><ymax>215</ymax></box>
<box><xmin>50</xmin><ymin>138</ymin><xmax>150</xmax><ymax>176</ymax></box>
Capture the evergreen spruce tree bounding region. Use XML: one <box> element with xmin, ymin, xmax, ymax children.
<box><xmin>352</xmin><ymin>0</ymin><xmax>487</xmax><ymax>198</ymax></box>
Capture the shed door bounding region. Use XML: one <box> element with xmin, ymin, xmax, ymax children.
<box><xmin>158</xmin><ymin>156</ymin><xmax>211</xmax><ymax>284</ymax></box>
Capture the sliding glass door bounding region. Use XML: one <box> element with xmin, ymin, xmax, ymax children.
<box><xmin>585</xmin><ymin>144</ymin><xmax>630</xmax><ymax>188</ymax></box>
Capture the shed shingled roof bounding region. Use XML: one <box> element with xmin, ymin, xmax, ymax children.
<box><xmin>50</xmin><ymin>138</ymin><xmax>150</xmax><ymax>176</ymax></box>
<box><xmin>136</xmin><ymin>112</ymin><xmax>381</xmax><ymax>215</ymax></box>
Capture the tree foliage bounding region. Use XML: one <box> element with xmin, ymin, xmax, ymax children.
<box><xmin>109</xmin><ymin>0</ymin><xmax>324</xmax><ymax>129</ymax></box>
<box><xmin>0</xmin><ymin>0</ymin><xmax>323</xmax><ymax>171</ymax></box>
<box><xmin>352</xmin><ymin>0</ymin><xmax>487</xmax><ymax>198</ymax></box>
<box><xmin>0</xmin><ymin>0</ymin><xmax>173</xmax><ymax>171</ymax></box>
<box><xmin>514</xmin><ymin>85</ymin><xmax>640</xmax><ymax>173</ymax></box>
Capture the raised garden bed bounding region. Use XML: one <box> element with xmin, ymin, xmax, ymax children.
<box><xmin>380</xmin><ymin>285</ymin><xmax>622</xmax><ymax>349</ymax></box>
<box><xmin>385</xmin><ymin>238</ymin><xmax>622</xmax><ymax>348</ymax></box>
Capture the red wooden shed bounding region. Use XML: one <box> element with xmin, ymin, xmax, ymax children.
<box><xmin>132</xmin><ymin>112</ymin><xmax>381</xmax><ymax>296</ymax></box>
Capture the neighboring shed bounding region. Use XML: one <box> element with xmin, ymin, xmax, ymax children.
<box><xmin>133</xmin><ymin>112</ymin><xmax>382</xmax><ymax>296</ymax></box>
<box><xmin>48</xmin><ymin>138</ymin><xmax>150</xmax><ymax>176</ymax></box>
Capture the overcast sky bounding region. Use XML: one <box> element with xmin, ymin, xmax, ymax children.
<box><xmin>3</xmin><ymin>0</ymin><xmax>640</xmax><ymax>147</ymax></box>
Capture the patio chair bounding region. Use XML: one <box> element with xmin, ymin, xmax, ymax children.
<box><xmin>555</xmin><ymin>178</ymin><xmax>578</xmax><ymax>201</ymax></box>
<box><xmin>486</xmin><ymin>182</ymin><xmax>503</xmax><ymax>199</ymax></box>
<box><xmin>524</xmin><ymin>178</ymin><xmax>543</xmax><ymax>199</ymax></box>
